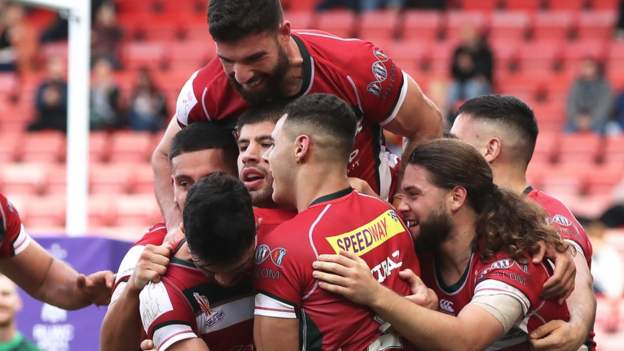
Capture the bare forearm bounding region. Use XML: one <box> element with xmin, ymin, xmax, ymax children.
<box><xmin>36</xmin><ymin>258</ymin><xmax>89</xmax><ymax>310</ymax></box>
<box><xmin>370</xmin><ymin>287</ymin><xmax>474</xmax><ymax>351</ymax></box>
<box><xmin>151</xmin><ymin>149</ymin><xmax>180</xmax><ymax>230</ymax></box>
<box><xmin>101</xmin><ymin>285</ymin><xmax>142</xmax><ymax>351</ymax></box>
<box><xmin>567</xmin><ymin>256</ymin><xmax>596</xmax><ymax>339</ymax></box>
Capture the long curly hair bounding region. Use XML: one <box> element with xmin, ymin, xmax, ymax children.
<box><xmin>408</xmin><ymin>139</ymin><xmax>566</xmax><ymax>261</ymax></box>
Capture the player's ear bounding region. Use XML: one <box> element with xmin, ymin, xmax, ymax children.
<box><xmin>278</xmin><ymin>20</ymin><xmax>291</xmax><ymax>39</ymax></box>
<box><xmin>483</xmin><ymin>137</ymin><xmax>501</xmax><ymax>163</ymax></box>
<box><xmin>294</xmin><ymin>134</ymin><xmax>310</xmax><ymax>163</ymax></box>
<box><xmin>448</xmin><ymin>186</ymin><xmax>467</xmax><ymax>212</ymax></box>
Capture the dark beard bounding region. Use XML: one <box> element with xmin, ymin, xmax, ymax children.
<box><xmin>415</xmin><ymin>208</ymin><xmax>453</xmax><ymax>254</ymax></box>
<box><xmin>228</xmin><ymin>46</ymin><xmax>291</xmax><ymax>106</ymax></box>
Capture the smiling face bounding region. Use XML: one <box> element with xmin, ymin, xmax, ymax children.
<box><xmin>395</xmin><ymin>164</ymin><xmax>453</xmax><ymax>249</ymax></box>
<box><xmin>237</xmin><ymin>121</ymin><xmax>276</xmax><ymax>206</ymax></box>
<box><xmin>172</xmin><ymin>149</ymin><xmax>234</xmax><ymax>212</ymax></box>
<box><xmin>217</xmin><ymin>31</ymin><xmax>290</xmax><ymax>106</ymax></box>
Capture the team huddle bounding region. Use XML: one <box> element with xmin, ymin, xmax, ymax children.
<box><xmin>0</xmin><ymin>0</ymin><xmax>598</xmax><ymax>350</ymax></box>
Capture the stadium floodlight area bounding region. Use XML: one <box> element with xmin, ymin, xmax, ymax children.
<box><xmin>18</xmin><ymin>0</ymin><xmax>90</xmax><ymax>236</ymax></box>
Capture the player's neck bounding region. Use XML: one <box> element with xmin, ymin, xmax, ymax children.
<box><xmin>491</xmin><ymin>163</ymin><xmax>528</xmax><ymax>195</ymax></box>
<box><xmin>439</xmin><ymin>212</ymin><xmax>475</xmax><ymax>278</ymax></box>
<box><xmin>283</xmin><ymin>37</ymin><xmax>305</xmax><ymax>97</ymax></box>
<box><xmin>295</xmin><ymin>165</ymin><xmax>350</xmax><ymax>212</ymax></box>
<box><xmin>0</xmin><ymin>322</ymin><xmax>17</xmax><ymax>343</ymax></box>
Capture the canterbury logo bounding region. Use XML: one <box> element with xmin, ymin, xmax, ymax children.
<box><xmin>439</xmin><ymin>299</ymin><xmax>455</xmax><ymax>313</ymax></box>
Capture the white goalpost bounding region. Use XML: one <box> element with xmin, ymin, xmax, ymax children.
<box><xmin>18</xmin><ymin>0</ymin><xmax>90</xmax><ymax>236</ymax></box>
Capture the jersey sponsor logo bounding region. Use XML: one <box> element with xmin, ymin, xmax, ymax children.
<box><xmin>256</xmin><ymin>267</ymin><xmax>281</xmax><ymax>280</ymax></box>
<box><xmin>549</xmin><ymin>214</ymin><xmax>572</xmax><ymax>227</ymax></box>
<box><xmin>325</xmin><ymin>210</ymin><xmax>405</xmax><ymax>256</ymax></box>
<box><xmin>194</xmin><ymin>292</ymin><xmax>212</xmax><ymax>314</ymax></box>
<box><xmin>439</xmin><ymin>299</ymin><xmax>455</xmax><ymax>313</ymax></box>
<box><xmin>367</xmin><ymin>48</ymin><xmax>391</xmax><ymax>97</ymax></box>
<box><xmin>374</xmin><ymin>48</ymin><xmax>389</xmax><ymax>62</ymax></box>
<box><xmin>371</xmin><ymin>250</ymin><xmax>403</xmax><ymax>283</ymax></box>
<box><xmin>255</xmin><ymin>244</ymin><xmax>287</xmax><ymax>267</ymax></box>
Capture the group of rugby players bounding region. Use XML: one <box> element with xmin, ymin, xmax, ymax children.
<box><xmin>0</xmin><ymin>0</ymin><xmax>598</xmax><ymax>350</ymax></box>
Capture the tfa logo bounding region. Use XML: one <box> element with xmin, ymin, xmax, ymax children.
<box><xmin>549</xmin><ymin>214</ymin><xmax>572</xmax><ymax>227</ymax></box>
<box><xmin>439</xmin><ymin>299</ymin><xmax>455</xmax><ymax>314</ymax></box>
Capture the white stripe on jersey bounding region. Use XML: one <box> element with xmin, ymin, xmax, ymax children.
<box><xmin>154</xmin><ymin>324</ymin><xmax>196</xmax><ymax>351</ymax></box>
<box><xmin>254</xmin><ymin>293</ymin><xmax>297</xmax><ymax>319</ymax></box>
<box><xmin>201</xmin><ymin>87</ymin><xmax>211</xmax><ymax>121</ymax></box>
<box><xmin>175</xmin><ymin>70</ymin><xmax>200</xmax><ymax>127</ymax></box>
<box><xmin>114</xmin><ymin>245</ymin><xmax>146</xmax><ymax>285</ymax></box>
<box><xmin>380</xmin><ymin>70</ymin><xmax>409</xmax><ymax>127</ymax></box>
<box><xmin>140</xmin><ymin>282</ymin><xmax>174</xmax><ymax>333</ymax></box>
<box><xmin>565</xmin><ymin>239</ymin><xmax>585</xmax><ymax>258</ymax></box>
<box><xmin>303</xmin><ymin>204</ymin><xmax>332</xmax><ymax>300</ymax></box>
<box><xmin>195</xmin><ymin>295</ymin><xmax>254</xmax><ymax>333</ymax></box>
<box><xmin>13</xmin><ymin>224</ymin><xmax>31</xmax><ymax>255</ymax></box>
<box><xmin>474</xmin><ymin>279</ymin><xmax>531</xmax><ymax>315</ymax></box>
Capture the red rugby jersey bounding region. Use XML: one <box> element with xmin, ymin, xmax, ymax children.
<box><xmin>420</xmin><ymin>251</ymin><xmax>570</xmax><ymax>351</ymax></box>
<box><xmin>254</xmin><ymin>188</ymin><xmax>420</xmax><ymax>351</ymax></box>
<box><xmin>175</xmin><ymin>31</ymin><xmax>406</xmax><ymax>199</ymax></box>
<box><xmin>0</xmin><ymin>193</ymin><xmax>31</xmax><ymax>258</ymax></box>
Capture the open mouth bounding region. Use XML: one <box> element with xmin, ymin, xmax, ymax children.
<box><xmin>242</xmin><ymin>168</ymin><xmax>266</xmax><ymax>189</ymax></box>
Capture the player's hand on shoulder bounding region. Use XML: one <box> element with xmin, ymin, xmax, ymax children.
<box><xmin>529</xmin><ymin>319</ymin><xmax>586</xmax><ymax>351</ymax></box>
<box><xmin>77</xmin><ymin>270</ymin><xmax>115</xmax><ymax>306</ymax></box>
<box><xmin>348</xmin><ymin>177</ymin><xmax>378</xmax><ymax>198</ymax></box>
<box><xmin>129</xmin><ymin>244</ymin><xmax>173</xmax><ymax>291</ymax></box>
<box><xmin>312</xmin><ymin>250</ymin><xmax>382</xmax><ymax>307</ymax></box>
<box><xmin>533</xmin><ymin>242</ymin><xmax>576</xmax><ymax>303</ymax></box>
<box><xmin>399</xmin><ymin>269</ymin><xmax>438</xmax><ymax>310</ymax></box>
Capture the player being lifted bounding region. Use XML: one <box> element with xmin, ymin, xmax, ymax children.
<box><xmin>152</xmin><ymin>0</ymin><xmax>443</xmax><ymax>231</ymax></box>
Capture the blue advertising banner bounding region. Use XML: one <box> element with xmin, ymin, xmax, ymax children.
<box><xmin>16</xmin><ymin>236</ymin><xmax>132</xmax><ymax>351</ymax></box>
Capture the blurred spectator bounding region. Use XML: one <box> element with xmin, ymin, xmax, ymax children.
<box><xmin>405</xmin><ymin>0</ymin><xmax>446</xmax><ymax>9</ymax></box>
<box><xmin>27</xmin><ymin>57</ymin><xmax>67</xmax><ymax>133</ymax></box>
<box><xmin>587</xmin><ymin>217</ymin><xmax>623</xmax><ymax>333</ymax></box>
<box><xmin>90</xmin><ymin>58</ymin><xmax>123</xmax><ymax>131</ymax></box>
<box><xmin>91</xmin><ymin>2</ymin><xmax>123</xmax><ymax>69</ymax></box>
<box><xmin>40</xmin><ymin>0</ymin><xmax>109</xmax><ymax>43</ymax></box>
<box><xmin>565</xmin><ymin>57</ymin><xmax>613</xmax><ymax>134</ymax></box>
<box><xmin>447</xmin><ymin>25</ymin><xmax>493</xmax><ymax>118</ymax></box>
<box><xmin>127</xmin><ymin>68</ymin><xmax>168</xmax><ymax>132</ymax></box>
<box><xmin>608</xmin><ymin>90</ymin><xmax>624</xmax><ymax>134</ymax></box>
<box><xmin>361</xmin><ymin>0</ymin><xmax>406</xmax><ymax>11</ymax></box>
<box><xmin>0</xmin><ymin>2</ymin><xmax>37</xmax><ymax>73</ymax></box>
<box><xmin>315</xmin><ymin>0</ymin><xmax>360</xmax><ymax>12</ymax></box>
<box><xmin>0</xmin><ymin>274</ymin><xmax>40</xmax><ymax>351</ymax></box>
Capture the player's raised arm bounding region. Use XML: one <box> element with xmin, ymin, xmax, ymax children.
<box><xmin>383</xmin><ymin>74</ymin><xmax>444</xmax><ymax>163</ymax></box>
<box><xmin>151</xmin><ymin>115</ymin><xmax>182</xmax><ymax>231</ymax></box>
<box><xmin>0</xmin><ymin>240</ymin><xmax>113</xmax><ymax>310</ymax></box>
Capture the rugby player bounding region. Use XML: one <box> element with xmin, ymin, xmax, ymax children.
<box><xmin>0</xmin><ymin>193</ymin><xmax>112</xmax><ymax>310</ymax></box>
<box><xmin>151</xmin><ymin>0</ymin><xmax>444</xmax><ymax>230</ymax></box>
<box><xmin>254</xmin><ymin>93</ymin><xmax>421</xmax><ymax>350</ymax></box>
<box><xmin>450</xmin><ymin>95</ymin><xmax>596</xmax><ymax>350</ymax></box>
<box><xmin>313</xmin><ymin>139</ymin><xmax>573</xmax><ymax>350</ymax></box>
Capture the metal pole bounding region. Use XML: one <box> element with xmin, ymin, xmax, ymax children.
<box><xmin>65</xmin><ymin>1</ymin><xmax>90</xmax><ymax>236</ymax></box>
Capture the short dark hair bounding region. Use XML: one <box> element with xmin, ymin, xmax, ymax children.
<box><xmin>456</xmin><ymin>95</ymin><xmax>538</xmax><ymax>167</ymax></box>
<box><xmin>235</xmin><ymin>104</ymin><xmax>285</xmax><ymax>133</ymax></box>
<box><xmin>408</xmin><ymin>138</ymin><xmax>566</xmax><ymax>262</ymax></box>
<box><xmin>169</xmin><ymin>122</ymin><xmax>238</xmax><ymax>171</ymax></box>
<box><xmin>283</xmin><ymin>93</ymin><xmax>357</xmax><ymax>162</ymax></box>
<box><xmin>208</xmin><ymin>0</ymin><xmax>283</xmax><ymax>43</ymax></box>
<box><xmin>183</xmin><ymin>173</ymin><xmax>255</xmax><ymax>266</ymax></box>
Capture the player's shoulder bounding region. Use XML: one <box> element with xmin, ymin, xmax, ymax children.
<box><xmin>476</xmin><ymin>252</ymin><xmax>548</xmax><ymax>290</ymax></box>
<box><xmin>527</xmin><ymin>188</ymin><xmax>573</xmax><ymax>218</ymax></box>
<box><xmin>294</xmin><ymin>29</ymin><xmax>380</xmax><ymax>66</ymax></box>
<box><xmin>134</xmin><ymin>223</ymin><xmax>167</xmax><ymax>246</ymax></box>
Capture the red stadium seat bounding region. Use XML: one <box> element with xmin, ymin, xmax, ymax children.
<box><xmin>0</xmin><ymin>132</ymin><xmax>21</xmax><ymax>164</ymax></box>
<box><xmin>531</xmin><ymin>11</ymin><xmax>574</xmax><ymax>41</ymax></box>
<box><xmin>0</xmin><ymin>163</ymin><xmax>48</xmax><ymax>196</ymax></box>
<box><xmin>489</xmin><ymin>12</ymin><xmax>530</xmax><ymax>42</ymax></box>
<box><xmin>532</xmin><ymin>130</ymin><xmax>559</xmax><ymax>165</ymax></box>
<box><xmin>603</xmin><ymin>135</ymin><xmax>624</xmax><ymax>164</ymax></box>
<box><xmin>45</xmin><ymin>164</ymin><xmax>66</xmax><ymax>196</ymax></box>
<box><xmin>591</xmin><ymin>0</ymin><xmax>619</xmax><ymax>10</ymax></box>
<box><xmin>576</xmin><ymin>11</ymin><xmax>616</xmax><ymax>41</ymax></box>
<box><xmin>89</xmin><ymin>163</ymin><xmax>132</xmax><ymax>195</ymax></box>
<box><xmin>314</xmin><ymin>10</ymin><xmax>357</xmax><ymax>38</ymax></box>
<box><xmin>114</xmin><ymin>194</ymin><xmax>161</xmax><ymax>227</ymax></box>
<box><xmin>89</xmin><ymin>132</ymin><xmax>111</xmax><ymax>163</ymax></box>
<box><xmin>516</xmin><ymin>40</ymin><xmax>563</xmax><ymax>73</ymax></box>
<box><xmin>561</xmin><ymin>40</ymin><xmax>607</xmax><ymax>69</ymax></box>
<box><xmin>284</xmin><ymin>11</ymin><xmax>315</xmax><ymax>29</ymax></box>
<box><xmin>557</xmin><ymin>132</ymin><xmax>602</xmax><ymax>164</ymax></box>
<box><xmin>282</xmin><ymin>0</ymin><xmax>318</xmax><ymax>12</ymax></box>
<box><xmin>386</xmin><ymin>40</ymin><xmax>430</xmax><ymax>68</ymax></box>
<box><xmin>505</xmin><ymin>0</ymin><xmax>542</xmax><ymax>12</ymax></box>
<box><xmin>123</xmin><ymin>42</ymin><xmax>166</xmax><ymax>70</ymax></box>
<box><xmin>109</xmin><ymin>131</ymin><xmax>154</xmax><ymax>163</ymax></box>
<box><xmin>546</xmin><ymin>0</ymin><xmax>587</xmax><ymax>11</ymax></box>
<box><xmin>89</xmin><ymin>193</ymin><xmax>116</xmax><ymax>227</ymax></box>
<box><xmin>459</xmin><ymin>0</ymin><xmax>501</xmax><ymax>11</ymax></box>
<box><xmin>20</xmin><ymin>131</ymin><xmax>66</xmax><ymax>164</ymax></box>
<box><xmin>586</xmin><ymin>164</ymin><xmax>623</xmax><ymax>196</ymax></box>
<box><xmin>128</xmin><ymin>163</ymin><xmax>156</xmax><ymax>195</ymax></box>
<box><xmin>540</xmin><ymin>164</ymin><xmax>588</xmax><ymax>197</ymax></box>
<box><xmin>359</xmin><ymin>11</ymin><xmax>400</xmax><ymax>41</ymax></box>
<box><xmin>22</xmin><ymin>194</ymin><xmax>66</xmax><ymax>230</ymax></box>
<box><xmin>401</xmin><ymin>11</ymin><xmax>442</xmax><ymax>41</ymax></box>
<box><xmin>162</xmin><ymin>41</ymin><xmax>215</xmax><ymax>69</ymax></box>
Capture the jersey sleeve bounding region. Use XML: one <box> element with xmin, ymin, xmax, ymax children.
<box><xmin>175</xmin><ymin>69</ymin><xmax>205</xmax><ymax>127</ymax></box>
<box><xmin>349</xmin><ymin>40</ymin><xmax>407</xmax><ymax>127</ymax></box>
<box><xmin>0</xmin><ymin>195</ymin><xmax>31</xmax><ymax>258</ymax></box>
<box><xmin>547</xmin><ymin>212</ymin><xmax>592</xmax><ymax>260</ymax></box>
<box><xmin>253</xmin><ymin>233</ymin><xmax>309</xmax><ymax>319</ymax></box>
<box><xmin>139</xmin><ymin>280</ymin><xmax>197</xmax><ymax>351</ymax></box>
<box><xmin>474</xmin><ymin>258</ymin><xmax>546</xmax><ymax>314</ymax></box>
<box><xmin>110</xmin><ymin>245</ymin><xmax>146</xmax><ymax>304</ymax></box>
